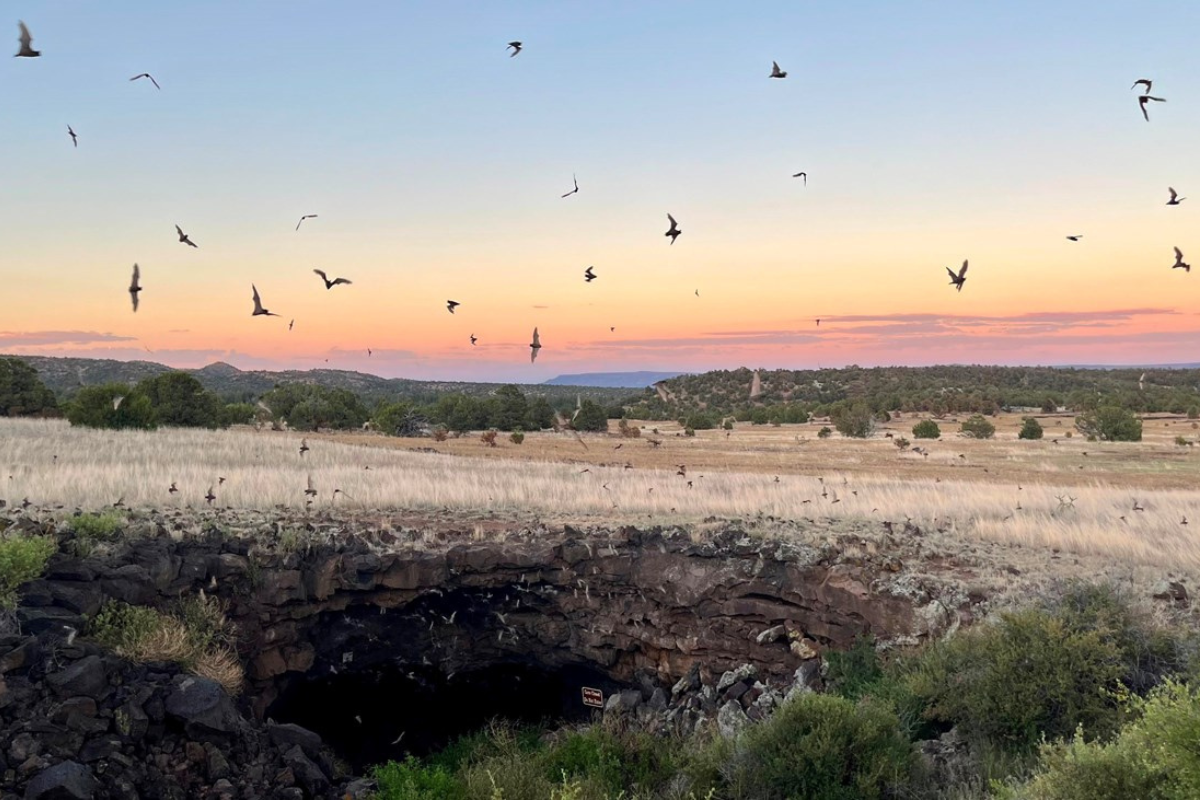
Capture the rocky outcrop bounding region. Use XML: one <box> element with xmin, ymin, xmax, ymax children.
<box><xmin>2</xmin><ymin>510</ymin><xmax>964</xmax><ymax>797</ymax></box>
<box><xmin>0</xmin><ymin>627</ymin><xmax>346</xmax><ymax>799</ymax></box>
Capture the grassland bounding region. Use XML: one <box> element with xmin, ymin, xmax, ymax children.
<box><xmin>3</xmin><ymin>414</ymin><xmax>1200</xmax><ymax>572</ymax></box>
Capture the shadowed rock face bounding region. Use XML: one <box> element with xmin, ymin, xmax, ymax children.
<box><xmin>235</xmin><ymin>525</ymin><xmax>922</xmax><ymax>724</ymax></box>
<box><xmin>5</xmin><ymin>513</ymin><xmax>940</xmax><ymax>795</ymax></box>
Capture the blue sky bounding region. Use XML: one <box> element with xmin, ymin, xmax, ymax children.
<box><xmin>2</xmin><ymin>2</ymin><xmax>1199</xmax><ymax>380</ymax></box>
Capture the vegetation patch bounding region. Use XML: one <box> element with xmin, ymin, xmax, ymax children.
<box><xmin>88</xmin><ymin>594</ymin><xmax>243</xmax><ymax>694</ymax></box>
<box><xmin>0</xmin><ymin>533</ymin><xmax>56</xmax><ymax>610</ymax></box>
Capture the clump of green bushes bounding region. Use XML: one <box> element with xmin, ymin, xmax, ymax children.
<box><xmin>0</xmin><ymin>534</ymin><xmax>56</xmax><ymax>610</ymax></box>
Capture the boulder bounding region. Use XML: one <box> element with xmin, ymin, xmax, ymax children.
<box><xmin>46</xmin><ymin>657</ymin><xmax>108</xmax><ymax>700</ymax></box>
<box><xmin>716</xmin><ymin>664</ymin><xmax>757</xmax><ymax>694</ymax></box>
<box><xmin>164</xmin><ymin>677</ymin><xmax>239</xmax><ymax>743</ymax></box>
<box><xmin>24</xmin><ymin>760</ymin><xmax>97</xmax><ymax>800</ymax></box>
<box><xmin>716</xmin><ymin>700</ymin><xmax>750</xmax><ymax>738</ymax></box>
<box><xmin>282</xmin><ymin>745</ymin><xmax>330</xmax><ymax>797</ymax></box>
<box><xmin>266</xmin><ymin>723</ymin><xmax>324</xmax><ymax>759</ymax></box>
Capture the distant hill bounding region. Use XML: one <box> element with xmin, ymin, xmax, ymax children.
<box><xmin>543</xmin><ymin>371</ymin><xmax>685</xmax><ymax>388</ymax></box>
<box><xmin>5</xmin><ymin>355</ymin><xmax>638</xmax><ymax>407</ymax></box>
<box><xmin>623</xmin><ymin>364</ymin><xmax>1200</xmax><ymax>420</ymax></box>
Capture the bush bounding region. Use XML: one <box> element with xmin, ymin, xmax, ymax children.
<box><xmin>832</xmin><ymin>402</ymin><xmax>876</xmax><ymax>438</ymax></box>
<box><xmin>960</xmin><ymin>414</ymin><xmax>996</xmax><ymax>439</ymax></box>
<box><xmin>1019</xmin><ymin>417</ymin><xmax>1044</xmax><ymax>440</ymax></box>
<box><xmin>682</xmin><ymin>412</ymin><xmax>716</xmax><ymax>430</ymax></box>
<box><xmin>0</xmin><ymin>357</ymin><xmax>57</xmax><ymax>417</ymax></box>
<box><xmin>912</xmin><ymin>420</ymin><xmax>941</xmax><ymax>439</ymax></box>
<box><xmin>431</xmin><ymin>425</ymin><xmax>450</xmax><ymax>442</ymax></box>
<box><xmin>684</xmin><ymin>426</ymin><xmax>696</xmax><ymax>437</ymax></box>
<box><xmin>0</xmin><ymin>534</ymin><xmax>56</xmax><ymax>610</ymax></box>
<box><xmin>573</xmin><ymin>400</ymin><xmax>609</xmax><ymax>432</ymax></box>
<box><xmin>136</xmin><ymin>372</ymin><xmax>224</xmax><ymax>428</ymax></box>
<box><xmin>894</xmin><ymin>436</ymin><xmax>910</xmax><ymax>451</ymax></box>
<box><xmin>826</xmin><ymin>635</ymin><xmax>883</xmax><ymax>701</ymax></box>
<box><xmin>70</xmin><ymin>511</ymin><xmax>124</xmax><ymax>542</ymax></box>
<box><xmin>722</xmin><ymin>419</ymin><xmax>734</xmax><ymax>430</ymax></box>
<box><xmin>480</xmin><ymin>429</ymin><xmax>499</xmax><ymax>447</ymax></box>
<box><xmin>218</xmin><ymin>402</ymin><xmax>256</xmax><ymax>427</ymax></box>
<box><xmin>817</xmin><ymin>426</ymin><xmax>833</xmax><ymax>439</ymax></box>
<box><xmin>1188</xmin><ymin>406</ymin><xmax>1200</xmax><ymax>420</ymax></box>
<box><xmin>65</xmin><ymin>383</ymin><xmax>156</xmax><ymax>430</ymax></box>
<box><xmin>375</xmin><ymin>401</ymin><xmax>426</xmax><ymax>437</ymax></box>
<box><xmin>543</xmin><ymin>727</ymin><xmax>681</xmax><ymax>797</ymax></box>
<box><xmin>1075</xmin><ymin>406</ymin><xmax>1142</xmax><ymax>442</ymax></box>
<box><xmin>618</xmin><ymin>418</ymin><xmax>641</xmax><ymax>438</ymax></box>
<box><xmin>88</xmin><ymin>595</ymin><xmax>242</xmax><ymax>694</ymax></box>
<box><xmin>509</xmin><ymin>430</ymin><xmax>525</xmax><ymax>444</ymax></box>
<box><xmin>1009</xmin><ymin>680</ymin><xmax>1200</xmax><ymax>800</ymax></box>
<box><xmin>904</xmin><ymin>589</ymin><xmax>1158</xmax><ymax>753</ymax></box>
<box><xmin>372</xmin><ymin>756</ymin><xmax>463</xmax><ymax>800</ymax></box>
<box><xmin>728</xmin><ymin>691</ymin><xmax>917</xmax><ymax>800</ymax></box>
<box><xmin>1175</xmin><ymin>436</ymin><xmax>1192</xmax><ymax>447</ymax></box>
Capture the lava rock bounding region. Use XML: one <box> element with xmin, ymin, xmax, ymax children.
<box><xmin>266</xmin><ymin>723</ymin><xmax>324</xmax><ymax>759</ymax></box>
<box><xmin>283</xmin><ymin>745</ymin><xmax>330</xmax><ymax>797</ymax></box>
<box><xmin>716</xmin><ymin>664</ymin><xmax>757</xmax><ymax>694</ymax></box>
<box><xmin>46</xmin><ymin>656</ymin><xmax>108</xmax><ymax>700</ymax></box>
<box><xmin>164</xmin><ymin>677</ymin><xmax>238</xmax><ymax>743</ymax></box>
<box><xmin>716</xmin><ymin>700</ymin><xmax>750</xmax><ymax>738</ymax></box>
<box><xmin>24</xmin><ymin>760</ymin><xmax>97</xmax><ymax>800</ymax></box>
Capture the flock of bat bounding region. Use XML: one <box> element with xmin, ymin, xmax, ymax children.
<box><xmin>10</xmin><ymin>21</ymin><xmax>1191</xmax><ymax>364</ymax></box>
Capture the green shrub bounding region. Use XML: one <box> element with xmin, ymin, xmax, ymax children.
<box><xmin>573</xmin><ymin>400</ymin><xmax>609</xmax><ymax>433</ymax></box>
<box><xmin>218</xmin><ymin>402</ymin><xmax>257</xmax><ymax>427</ymax></box>
<box><xmin>136</xmin><ymin>372</ymin><xmax>224</xmax><ymax>428</ymax></box>
<box><xmin>1175</xmin><ymin>435</ymin><xmax>1192</xmax><ymax>447</ymax></box>
<box><xmin>832</xmin><ymin>402</ymin><xmax>876</xmax><ymax>438</ymax></box>
<box><xmin>66</xmin><ymin>383</ymin><xmax>156</xmax><ymax>430</ymax></box>
<box><xmin>70</xmin><ymin>511</ymin><xmax>124</xmax><ymax>542</ymax></box>
<box><xmin>543</xmin><ymin>727</ymin><xmax>680</xmax><ymax>796</ymax></box>
<box><xmin>728</xmin><ymin>692</ymin><xmax>917</xmax><ymax>800</ymax></box>
<box><xmin>825</xmin><ymin>635</ymin><xmax>883</xmax><ymax>701</ymax></box>
<box><xmin>893</xmin><ymin>436</ymin><xmax>910</xmax><ymax>451</ymax></box>
<box><xmin>1008</xmin><ymin>680</ymin><xmax>1200</xmax><ymax>800</ymax></box>
<box><xmin>817</xmin><ymin>426</ymin><xmax>833</xmax><ymax>439</ymax></box>
<box><xmin>87</xmin><ymin>596</ymin><xmax>242</xmax><ymax>693</ymax></box>
<box><xmin>722</xmin><ymin>419</ymin><xmax>734</xmax><ymax>430</ymax></box>
<box><xmin>912</xmin><ymin>420</ymin><xmax>941</xmax><ymax>439</ymax></box>
<box><xmin>0</xmin><ymin>357</ymin><xmax>58</xmax><ymax>417</ymax></box>
<box><xmin>1188</xmin><ymin>406</ymin><xmax>1200</xmax><ymax>420</ymax></box>
<box><xmin>1019</xmin><ymin>417</ymin><xmax>1044</xmax><ymax>440</ymax></box>
<box><xmin>373</xmin><ymin>756</ymin><xmax>464</xmax><ymax>800</ymax></box>
<box><xmin>906</xmin><ymin>607</ymin><xmax>1128</xmax><ymax>753</ymax></box>
<box><xmin>509</xmin><ymin>430</ymin><xmax>525</xmax><ymax>444</ymax></box>
<box><xmin>684</xmin><ymin>426</ymin><xmax>696</xmax><ymax>437</ymax></box>
<box><xmin>0</xmin><ymin>534</ymin><xmax>56</xmax><ymax>610</ymax></box>
<box><xmin>960</xmin><ymin>414</ymin><xmax>996</xmax><ymax>439</ymax></box>
<box><xmin>1075</xmin><ymin>406</ymin><xmax>1142</xmax><ymax>442</ymax></box>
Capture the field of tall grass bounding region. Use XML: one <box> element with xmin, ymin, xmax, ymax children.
<box><xmin>3</xmin><ymin>418</ymin><xmax>1199</xmax><ymax>570</ymax></box>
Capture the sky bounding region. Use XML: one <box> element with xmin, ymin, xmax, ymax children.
<box><xmin>2</xmin><ymin>1</ymin><xmax>1199</xmax><ymax>382</ymax></box>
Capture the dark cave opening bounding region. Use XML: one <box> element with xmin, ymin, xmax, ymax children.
<box><xmin>267</xmin><ymin>660</ymin><xmax>622</xmax><ymax>771</ymax></box>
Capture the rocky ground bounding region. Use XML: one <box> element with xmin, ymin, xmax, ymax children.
<box><xmin>0</xmin><ymin>506</ymin><xmax>1192</xmax><ymax>798</ymax></box>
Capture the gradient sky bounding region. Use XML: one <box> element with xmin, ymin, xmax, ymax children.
<box><xmin>2</xmin><ymin>2</ymin><xmax>1199</xmax><ymax>382</ymax></box>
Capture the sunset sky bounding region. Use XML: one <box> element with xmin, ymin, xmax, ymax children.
<box><xmin>2</xmin><ymin>2</ymin><xmax>1198</xmax><ymax>382</ymax></box>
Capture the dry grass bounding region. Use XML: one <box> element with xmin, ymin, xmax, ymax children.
<box><xmin>88</xmin><ymin>589</ymin><xmax>243</xmax><ymax>694</ymax></box>
<box><xmin>193</xmin><ymin>645</ymin><xmax>245</xmax><ymax>696</ymax></box>
<box><xmin>4</xmin><ymin>417</ymin><xmax>1200</xmax><ymax>571</ymax></box>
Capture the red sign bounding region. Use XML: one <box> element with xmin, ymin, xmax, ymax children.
<box><xmin>581</xmin><ymin>687</ymin><xmax>604</xmax><ymax>708</ymax></box>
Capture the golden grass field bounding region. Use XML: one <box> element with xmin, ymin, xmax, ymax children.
<box><xmin>2</xmin><ymin>413</ymin><xmax>1200</xmax><ymax>574</ymax></box>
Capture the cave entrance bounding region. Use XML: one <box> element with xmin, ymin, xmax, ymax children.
<box><xmin>267</xmin><ymin>660</ymin><xmax>620</xmax><ymax>771</ymax></box>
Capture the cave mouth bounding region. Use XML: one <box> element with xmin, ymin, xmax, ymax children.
<box><xmin>267</xmin><ymin>660</ymin><xmax>619</xmax><ymax>771</ymax></box>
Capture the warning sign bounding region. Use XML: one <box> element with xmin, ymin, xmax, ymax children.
<box><xmin>581</xmin><ymin>687</ymin><xmax>604</xmax><ymax>708</ymax></box>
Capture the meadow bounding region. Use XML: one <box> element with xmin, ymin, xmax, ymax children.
<box><xmin>3</xmin><ymin>413</ymin><xmax>1200</xmax><ymax>572</ymax></box>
